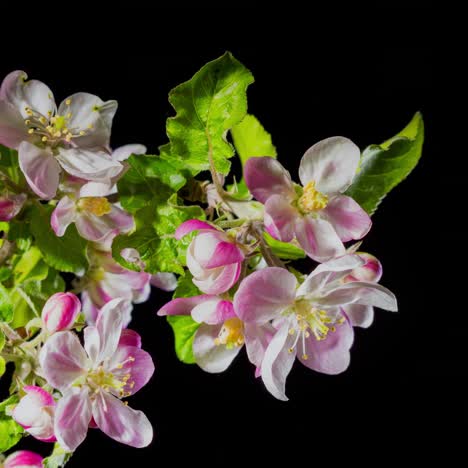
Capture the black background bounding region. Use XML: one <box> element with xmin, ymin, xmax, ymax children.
<box><xmin>1</xmin><ymin>7</ymin><xmax>463</xmax><ymax>466</ymax></box>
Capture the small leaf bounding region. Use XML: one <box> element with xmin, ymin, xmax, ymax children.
<box><xmin>166</xmin><ymin>52</ymin><xmax>254</xmax><ymax>176</ymax></box>
<box><xmin>43</xmin><ymin>443</ymin><xmax>73</xmax><ymax>468</ymax></box>
<box><xmin>30</xmin><ymin>204</ymin><xmax>88</xmax><ymax>275</ymax></box>
<box><xmin>264</xmin><ymin>232</ymin><xmax>306</xmax><ymax>260</ymax></box>
<box><xmin>345</xmin><ymin>112</ymin><xmax>424</xmax><ymax>215</ymax></box>
<box><xmin>13</xmin><ymin>246</ymin><xmax>48</xmax><ymax>284</ymax></box>
<box><xmin>166</xmin><ymin>315</ymin><xmax>200</xmax><ymax>364</ymax></box>
<box><xmin>0</xmin><ymin>283</ymin><xmax>13</xmax><ymax>322</ymax></box>
<box><xmin>173</xmin><ymin>271</ymin><xmax>201</xmax><ymax>299</ymax></box>
<box><xmin>0</xmin><ymin>414</ymin><xmax>23</xmax><ymax>452</ymax></box>
<box><xmin>0</xmin><ymin>356</ymin><xmax>5</xmax><ymax>377</ymax></box>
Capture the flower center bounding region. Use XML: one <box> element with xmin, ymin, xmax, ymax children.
<box><xmin>87</xmin><ymin>356</ymin><xmax>135</xmax><ymax>398</ymax></box>
<box><xmin>287</xmin><ymin>301</ymin><xmax>345</xmax><ymax>359</ymax></box>
<box><xmin>214</xmin><ymin>317</ymin><xmax>245</xmax><ymax>349</ymax></box>
<box><xmin>77</xmin><ymin>197</ymin><xmax>112</xmax><ymax>216</ymax></box>
<box><xmin>297</xmin><ymin>181</ymin><xmax>328</xmax><ymax>213</ymax></box>
<box><xmin>23</xmin><ymin>98</ymin><xmax>92</xmax><ymax>146</ymax></box>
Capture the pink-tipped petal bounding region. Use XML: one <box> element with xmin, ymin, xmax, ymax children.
<box><xmin>75</xmin><ymin>212</ymin><xmax>117</xmax><ymax>242</ymax></box>
<box><xmin>323</xmin><ymin>195</ymin><xmax>371</xmax><ymax>242</ymax></box>
<box><xmin>51</xmin><ymin>196</ymin><xmax>77</xmax><ymax>237</ymax></box>
<box><xmin>108</xmin><ymin>345</ymin><xmax>154</xmax><ymax>395</ymax></box>
<box><xmin>264</xmin><ymin>194</ymin><xmax>298</xmax><ymax>242</ymax></box>
<box><xmin>39</xmin><ymin>331</ymin><xmax>88</xmax><ymax>392</ymax></box>
<box><xmin>261</xmin><ymin>322</ymin><xmax>296</xmax><ymax>401</ymax></box>
<box><xmin>244</xmin><ymin>157</ymin><xmax>295</xmax><ymax>203</ymax></box>
<box><xmin>42</xmin><ymin>292</ymin><xmax>81</xmax><ymax>333</ymax></box>
<box><xmin>3</xmin><ymin>450</ymin><xmax>43</xmax><ymax>468</ymax></box>
<box><xmin>318</xmin><ymin>281</ymin><xmax>397</xmax><ymax>311</ymax></box>
<box><xmin>298</xmin><ymin>320</ymin><xmax>354</xmax><ymax>374</ymax></box>
<box><xmin>192</xmin><ymin>261</ymin><xmax>241</xmax><ymax>295</ymax></box>
<box><xmin>157</xmin><ymin>295</ymin><xmax>215</xmax><ymax>316</ymax></box>
<box><xmin>244</xmin><ymin>322</ymin><xmax>276</xmax><ymax>369</ymax></box>
<box><xmin>345</xmin><ymin>252</ymin><xmax>382</xmax><ymax>283</ymax></box>
<box><xmin>92</xmin><ymin>392</ymin><xmax>153</xmax><ymax>448</ymax></box>
<box><xmin>119</xmin><ymin>329</ymin><xmax>142</xmax><ymax>348</ymax></box>
<box><xmin>294</xmin><ymin>216</ymin><xmax>345</xmax><ymax>262</ymax></box>
<box><xmin>344</xmin><ymin>304</ymin><xmax>375</xmax><ymax>328</ymax></box>
<box><xmin>299</xmin><ymin>137</ymin><xmax>360</xmax><ymax>194</ymax></box>
<box><xmin>112</xmin><ymin>144</ymin><xmax>147</xmax><ymax>161</ymax></box>
<box><xmin>54</xmin><ymin>387</ymin><xmax>92</xmax><ymax>452</ymax></box>
<box><xmin>81</xmin><ymin>291</ymin><xmax>99</xmax><ymax>325</ymax></box>
<box><xmin>191</xmin><ymin>299</ymin><xmax>235</xmax><ymax>325</ymax></box>
<box><xmin>175</xmin><ymin>219</ymin><xmax>217</xmax><ymax>240</ymax></box>
<box><xmin>56</xmin><ymin>147</ymin><xmax>122</xmax><ymax>181</ymax></box>
<box><xmin>0</xmin><ymin>194</ymin><xmax>27</xmax><ymax>221</ymax></box>
<box><xmin>193</xmin><ymin>323</ymin><xmax>242</xmax><ymax>373</ymax></box>
<box><xmin>150</xmin><ymin>272</ymin><xmax>177</xmax><ymax>291</ymax></box>
<box><xmin>18</xmin><ymin>141</ymin><xmax>60</xmax><ymax>199</ymax></box>
<box><xmin>107</xmin><ymin>205</ymin><xmax>134</xmax><ymax>233</ymax></box>
<box><xmin>202</xmin><ymin>241</ymin><xmax>244</xmax><ymax>269</ymax></box>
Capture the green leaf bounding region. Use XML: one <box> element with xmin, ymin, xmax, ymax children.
<box><xmin>345</xmin><ymin>112</ymin><xmax>424</xmax><ymax>215</ymax></box>
<box><xmin>43</xmin><ymin>443</ymin><xmax>73</xmax><ymax>468</ymax></box>
<box><xmin>264</xmin><ymin>232</ymin><xmax>306</xmax><ymax>260</ymax></box>
<box><xmin>0</xmin><ymin>395</ymin><xmax>19</xmax><ymax>412</ymax></box>
<box><xmin>0</xmin><ymin>145</ymin><xmax>24</xmax><ymax>186</ymax></box>
<box><xmin>30</xmin><ymin>204</ymin><xmax>88</xmax><ymax>275</ymax></box>
<box><xmin>13</xmin><ymin>246</ymin><xmax>48</xmax><ymax>284</ymax></box>
<box><xmin>231</xmin><ymin>114</ymin><xmax>277</xmax><ymax>165</ymax></box>
<box><xmin>117</xmin><ymin>154</ymin><xmax>187</xmax><ymax>213</ymax></box>
<box><xmin>166</xmin><ymin>52</ymin><xmax>254</xmax><ymax>176</ymax></box>
<box><xmin>0</xmin><ymin>329</ymin><xmax>4</xmax><ymax>351</ymax></box>
<box><xmin>8</xmin><ymin>219</ymin><xmax>32</xmax><ymax>251</ymax></box>
<box><xmin>0</xmin><ymin>266</ymin><xmax>11</xmax><ymax>282</ymax></box>
<box><xmin>166</xmin><ymin>315</ymin><xmax>200</xmax><ymax>364</ymax></box>
<box><xmin>173</xmin><ymin>271</ymin><xmax>200</xmax><ymax>299</ymax></box>
<box><xmin>0</xmin><ymin>356</ymin><xmax>5</xmax><ymax>377</ymax></box>
<box><xmin>0</xmin><ymin>414</ymin><xmax>23</xmax><ymax>452</ymax></box>
<box><xmin>0</xmin><ymin>283</ymin><xmax>13</xmax><ymax>322</ymax></box>
<box><xmin>113</xmin><ymin>195</ymin><xmax>205</xmax><ymax>274</ymax></box>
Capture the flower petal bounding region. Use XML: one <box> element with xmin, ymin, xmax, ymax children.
<box><xmin>75</xmin><ymin>212</ymin><xmax>114</xmax><ymax>241</ymax></box>
<box><xmin>345</xmin><ymin>252</ymin><xmax>382</xmax><ymax>283</ymax></box>
<box><xmin>58</xmin><ymin>93</ymin><xmax>117</xmax><ymax>148</ymax></box>
<box><xmin>191</xmin><ymin>299</ymin><xmax>235</xmax><ymax>325</ymax></box>
<box><xmin>118</xmin><ymin>329</ymin><xmax>142</xmax><ymax>348</ymax></box>
<box><xmin>150</xmin><ymin>272</ymin><xmax>178</xmax><ymax>291</ymax></box>
<box><xmin>264</xmin><ymin>194</ymin><xmax>298</xmax><ymax>242</ymax></box>
<box><xmin>18</xmin><ymin>141</ymin><xmax>60</xmax><ymax>199</ymax></box>
<box><xmin>107</xmin><ymin>345</ymin><xmax>154</xmax><ymax>395</ymax></box>
<box><xmin>299</xmin><ymin>320</ymin><xmax>354</xmax><ymax>374</ymax></box>
<box><xmin>261</xmin><ymin>322</ymin><xmax>296</xmax><ymax>401</ymax></box>
<box><xmin>244</xmin><ymin>322</ymin><xmax>276</xmax><ymax>370</ymax></box>
<box><xmin>203</xmin><ymin>241</ymin><xmax>244</xmax><ymax>269</ymax></box>
<box><xmin>0</xmin><ymin>100</ymin><xmax>28</xmax><ymax>148</ymax></box>
<box><xmin>317</xmin><ymin>281</ymin><xmax>398</xmax><ymax>311</ymax></box>
<box><xmin>344</xmin><ymin>304</ymin><xmax>375</xmax><ymax>328</ymax></box>
<box><xmin>193</xmin><ymin>323</ymin><xmax>242</xmax><ymax>373</ymax></box>
<box><xmin>244</xmin><ymin>157</ymin><xmax>295</xmax><ymax>203</ymax></box>
<box><xmin>39</xmin><ymin>331</ymin><xmax>88</xmax><ymax>392</ymax></box>
<box><xmin>56</xmin><ymin>147</ymin><xmax>122</xmax><ymax>181</ymax></box>
<box><xmin>51</xmin><ymin>196</ymin><xmax>76</xmax><ymax>237</ymax></box>
<box><xmin>112</xmin><ymin>144</ymin><xmax>147</xmax><ymax>161</ymax></box>
<box><xmin>299</xmin><ymin>137</ymin><xmax>360</xmax><ymax>193</ymax></box>
<box><xmin>157</xmin><ymin>295</ymin><xmax>215</xmax><ymax>316</ymax></box>
<box><xmin>4</xmin><ymin>450</ymin><xmax>43</xmax><ymax>468</ymax></box>
<box><xmin>54</xmin><ymin>387</ymin><xmax>92</xmax><ymax>451</ymax></box>
<box><xmin>92</xmin><ymin>392</ymin><xmax>153</xmax><ymax>448</ymax></box>
<box><xmin>192</xmin><ymin>262</ymin><xmax>241</xmax><ymax>295</ymax></box>
<box><xmin>294</xmin><ymin>215</ymin><xmax>345</xmax><ymax>262</ymax></box>
<box><xmin>234</xmin><ymin>267</ymin><xmax>297</xmax><ymax>324</ymax></box>
<box><xmin>323</xmin><ymin>195</ymin><xmax>371</xmax><ymax>242</ymax></box>
<box><xmin>175</xmin><ymin>219</ymin><xmax>217</xmax><ymax>240</ymax></box>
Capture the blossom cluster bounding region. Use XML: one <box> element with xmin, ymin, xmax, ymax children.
<box><xmin>0</xmin><ymin>53</ymin><xmax>422</xmax><ymax>465</ymax></box>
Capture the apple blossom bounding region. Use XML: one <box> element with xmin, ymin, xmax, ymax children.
<box><xmin>244</xmin><ymin>137</ymin><xmax>371</xmax><ymax>262</ymax></box>
<box><xmin>234</xmin><ymin>254</ymin><xmax>397</xmax><ymax>400</ymax></box>
<box><xmin>0</xmin><ymin>71</ymin><xmax>122</xmax><ymax>199</ymax></box>
<box><xmin>0</xmin><ymin>194</ymin><xmax>26</xmax><ymax>221</ymax></box>
<box><xmin>12</xmin><ymin>386</ymin><xmax>56</xmax><ymax>442</ymax></box>
<box><xmin>176</xmin><ymin>220</ymin><xmax>244</xmax><ymax>295</ymax></box>
<box><xmin>41</xmin><ymin>292</ymin><xmax>81</xmax><ymax>333</ymax></box>
<box><xmin>39</xmin><ymin>299</ymin><xmax>154</xmax><ymax>451</ymax></box>
<box><xmin>1</xmin><ymin>451</ymin><xmax>43</xmax><ymax>468</ymax></box>
<box><xmin>158</xmin><ymin>295</ymin><xmax>274</xmax><ymax>374</ymax></box>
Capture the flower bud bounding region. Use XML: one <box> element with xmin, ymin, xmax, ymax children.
<box><xmin>344</xmin><ymin>252</ymin><xmax>382</xmax><ymax>283</ymax></box>
<box><xmin>12</xmin><ymin>386</ymin><xmax>56</xmax><ymax>442</ymax></box>
<box><xmin>3</xmin><ymin>451</ymin><xmax>44</xmax><ymax>468</ymax></box>
<box><xmin>42</xmin><ymin>292</ymin><xmax>81</xmax><ymax>333</ymax></box>
<box><xmin>0</xmin><ymin>194</ymin><xmax>27</xmax><ymax>221</ymax></box>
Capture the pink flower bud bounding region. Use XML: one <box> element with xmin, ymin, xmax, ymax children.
<box><xmin>3</xmin><ymin>451</ymin><xmax>44</xmax><ymax>468</ymax></box>
<box><xmin>12</xmin><ymin>386</ymin><xmax>56</xmax><ymax>442</ymax></box>
<box><xmin>0</xmin><ymin>193</ymin><xmax>27</xmax><ymax>221</ymax></box>
<box><xmin>42</xmin><ymin>292</ymin><xmax>81</xmax><ymax>333</ymax></box>
<box><xmin>344</xmin><ymin>252</ymin><xmax>382</xmax><ymax>283</ymax></box>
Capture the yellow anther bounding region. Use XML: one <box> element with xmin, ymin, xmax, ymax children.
<box><xmin>215</xmin><ymin>317</ymin><xmax>244</xmax><ymax>348</ymax></box>
<box><xmin>65</xmin><ymin>99</ymin><xmax>72</xmax><ymax>105</ymax></box>
<box><xmin>77</xmin><ymin>197</ymin><xmax>112</xmax><ymax>216</ymax></box>
<box><xmin>28</xmin><ymin>129</ymin><xmax>34</xmax><ymax>134</ymax></box>
<box><xmin>25</xmin><ymin>119</ymin><xmax>30</xmax><ymax>125</ymax></box>
<box><xmin>79</xmin><ymin>130</ymin><xmax>86</xmax><ymax>136</ymax></box>
<box><xmin>41</xmin><ymin>136</ymin><xmax>48</xmax><ymax>142</ymax></box>
<box><xmin>288</xmin><ymin>347</ymin><xmax>294</xmax><ymax>354</ymax></box>
<box><xmin>39</xmin><ymin>116</ymin><xmax>47</xmax><ymax>124</ymax></box>
<box><xmin>298</xmin><ymin>181</ymin><xmax>328</xmax><ymax>213</ymax></box>
<box><xmin>289</xmin><ymin>328</ymin><xmax>296</xmax><ymax>335</ymax></box>
<box><xmin>330</xmin><ymin>326</ymin><xmax>336</xmax><ymax>332</ymax></box>
<box><xmin>302</xmin><ymin>354</ymin><xmax>309</xmax><ymax>360</ymax></box>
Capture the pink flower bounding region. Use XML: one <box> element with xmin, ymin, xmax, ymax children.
<box><xmin>12</xmin><ymin>385</ymin><xmax>56</xmax><ymax>442</ymax></box>
<box><xmin>244</xmin><ymin>137</ymin><xmax>371</xmax><ymax>262</ymax></box>
<box><xmin>42</xmin><ymin>292</ymin><xmax>81</xmax><ymax>333</ymax></box>
<box><xmin>2</xmin><ymin>451</ymin><xmax>43</xmax><ymax>468</ymax></box>
<box><xmin>233</xmin><ymin>255</ymin><xmax>397</xmax><ymax>400</ymax></box>
<box><xmin>158</xmin><ymin>295</ymin><xmax>274</xmax><ymax>374</ymax></box>
<box><xmin>81</xmin><ymin>250</ymin><xmax>151</xmax><ymax>326</ymax></box>
<box><xmin>0</xmin><ymin>71</ymin><xmax>122</xmax><ymax>199</ymax></box>
<box><xmin>51</xmin><ymin>179</ymin><xmax>134</xmax><ymax>242</ymax></box>
<box><xmin>342</xmin><ymin>252</ymin><xmax>383</xmax><ymax>328</ymax></box>
<box><xmin>176</xmin><ymin>220</ymin><xmax>244</xmax><ymax>295</ymax></box>
<box><xmin>39</xmin><ymin>298</ymin><xmax>155</xmax><ymax>451</ymax></box>
<box><xmin>0</xmin><ymin>194</ymin><xmax>26</xmax><ymax>221</ymax></box>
